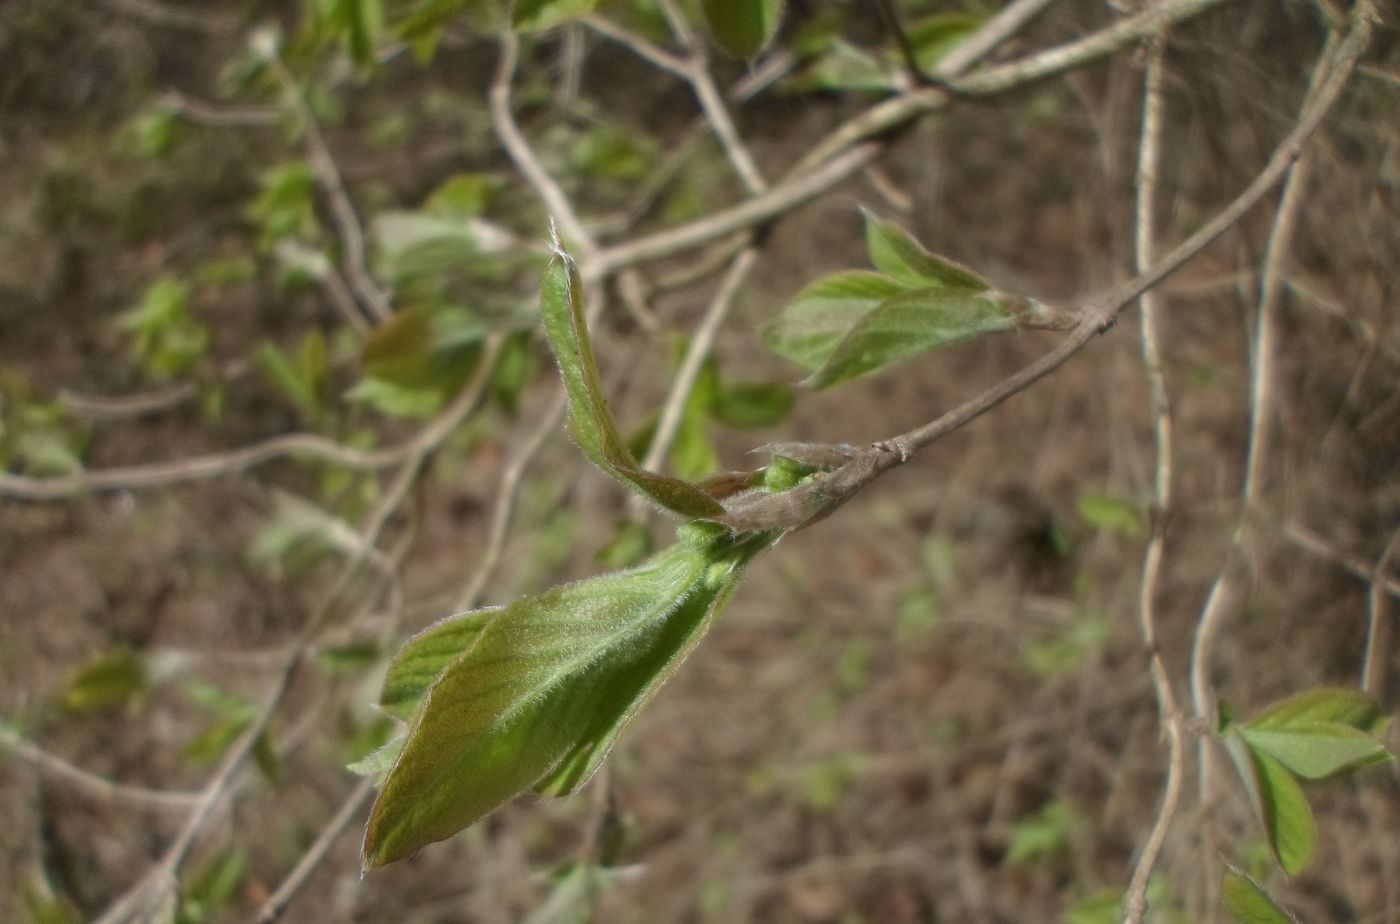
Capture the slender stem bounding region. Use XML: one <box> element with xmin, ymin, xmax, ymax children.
<box><xmin>1189</xmin><ymin>29</ymin><xmax>1343</xmax><ymax>802</ymax></box>
<box><xmin>269</xmin><ymin>56</ymin><xmax>392</xmax><ymax>324</ymax></box>
<box><xmin>1121</xmin><ymin>35</ymin><xmax>1187</xmax><ymax>924</ymax></box>
<box><xmin>639</xmin><ymin>248</ymin><xmax>758</xmax><ymax>478</ymax></box>
<box><xmin>0</xmin><ymin>729</ymin><xmax>203</xmax><ymax>811</ymax></box>
<box><xmin>1285</xmin><ymin>523</ymin><xmax>1400</xmax><ymax>600</ymax></box>
<box><xmin>584</xmin><ymin>143</ymin><xmax>879</xmax><ymax>281</ymax></box>
<box><xmin>252</xmin><ymin>778</ymin><xmax>375</xmax><ymax>923</ymax></box>
<box><xmin>1362</xmin><ymin>531</ymin><xmax>1400</xmax><ymax>697</ymax></box>
<box><xmin>491</xmin><ymin>30</ymin><xmax>595</xmax><ymax>255</ymax></box>
<box><xmin>90</xmin><ymin>347</ymin><xmax>500</xmax><ymax>924</ymax></box>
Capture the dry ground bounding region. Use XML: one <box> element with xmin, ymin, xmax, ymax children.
<box><xmin>2</xmin><ymin>1</ymin><xmax>1399</xmax><ymax>922</ymax></box>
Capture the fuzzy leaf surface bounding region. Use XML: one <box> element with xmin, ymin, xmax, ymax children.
<box><xmin>362</xmin><ymin>529</ymin><xmax>772</xmax><ymax>867</ymax></box>
<box><xmin>761</xmin><ymin>271</ymin><xmax>909</xmax><ymax>371</ymax></box>
<box><xmin>540</xmin><ymin>250</ymin><xmax>725</xmax><ymax>518</ymax></box>
<box><xmin>863</xmin><ymin>212</ymin><xmax>990</xmax><ymax>290</ymax></box>
<box><xmin>806</xmin><ymin>287</ymin><xmax>1018</xmax><ymax>388</ymax></box>
<box><xmin>378</xmin><ymin>607</ymin><xmax>501</xmax><ymax>720</ymax></box>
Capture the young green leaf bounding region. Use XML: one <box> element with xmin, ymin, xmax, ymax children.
<box><xmin>863</xmin><ymin>212</ymin><xmax>991</xmax><ymax>290</ymax></box>
<box><xmin>702</xmin><ymin>0</ymin><xmax>784</xmax><ymax>57</ymax></box>
<box><xmin>1239</xmin><ymin>722</ymin><xmax>1391</xmax><ymax>780</ymax></box>
<box><xmin>1222</xmin><ymin>867</ymin><xmax>1298</xmax><ymax>924</ymax></box>
<box><xmin>513</xmin><ymin>0</ymin><xmax>599</xmax><ymax>32</ymax></box>
<box><xmin>761</xmin><ymin>271</ymin><xmax>911</xmax><ymax>371</ymax></box>
<box><xmin>62</xmin><ymin>649</ymin><xmax>146</xmax><ymax>713</ymax></box>
<box><xmin>362</xmin><ymin>528</ymin><xmax>773</xmax><ymax>867</ymax></box>
<box><xmin>540</xmin><ymin>246</ymin><xmax>725</xmax><ymax>518</ymax></box>
<box><xmin>1224</xmin><ymin>729</ymin><xmax>1316</xmax><ymax>875</ymax></box>
<box><xmin>377</xmin><ymin>607</ymin><xmax>502</xmax><ymax>720</ymax></box>
<box><xmin>712</xmin><ymin>381</ymin><xmax>793</xmax><ymax>428</ymax></box>
<box><xmin>1247</xmin><ymin>686</ymin><xmax>1386</xmax><ymax>733</ymax></box>
<box><xmin>805</xmin><ymin>287</ymin><xmax>1019</xmax><ymax>389</ymax></box>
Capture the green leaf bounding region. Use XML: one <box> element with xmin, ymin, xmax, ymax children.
<box><xmin>806</xmin><ymin>286</ymin><xmax>1019</xmax><ymax>389</ymax></box>
<box><xmin>702</xmin><ymin>0</ymin><xmax>784</xmax><ymax>57</ymax></box>
<box><xmin>1076</xmin><ymin>493</ymin><xmax>1146</xmax><ymax>537</ymax></box>
<box><xmin>348</xmin><ymin>732</ymin><xmax>406</xmax><ymax>781</ymax></box>
<box><xmin>1005</xmin><ymin>799</ymin><xmax>1075</xmax><ymax>866</ymax></box>
<box><xmin>513</xmin><ymin>0</ymin><xmax>598</xmax><ymax>32</ymax></box>
<box><xmin>363</xmin><ymin>528</ymin><xmax>773</xmax><ymax>866</ymax></box>
<box><xmin>863</xmin><ymin>212</ymin><xmax>991</xmax><ymax>290</ymax></box>
<box><xmin>1239</xmin><ymin>722</ymin><xmax>1391</xmax><ymax>780</ymax></box>
<box><xmin>1225</xmin><ymin>729</ymin><xmax>1316</xmax><ymax>875</ymax></box>
<box><xmin>1222</xmin><ymin>867</ymin><xmax>1297</xmax><ymax>924</ymax></box>
<box><xmin>378</xmin><ymin>608</ymin><xmax>501</xmax><ymax>720</ymax></box>
<box><xmin>62</xmin><ymin>649</ymin><xmax>146</xmax><ymax>713</ymax></box>
<box><xmin>711</xmin><ymin>381</ymin><xmax>793</xmax><ymax>428</ymax></box>
<box><xmin>540</xmin><ymin>247</ymin><xmax>725</xmax><ymax>518</ymax></box>
<box><xmin>1248</xmin><ymin>687</ymin><xmax>1386</xmax><ymax>733</ymax></box>
<box><xmin>907</xmin><ymin>14</ymin><xmax>984</xmax><ymax>71</ymax></box>
<box><xmin>761</xmin><ymin>271</ymin><xmax>910</xmax><ymax>371</ymax></box>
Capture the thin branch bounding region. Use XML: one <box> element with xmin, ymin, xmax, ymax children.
<box><xmin>1362</xmin><ymin>530</ymin><xmax>1400</xmax><ymax>697</ymax></box>
<box><xmin>932</xmin><ymin>0</ymin><xmax>1061</xmax><ymax>79</ymax></box>
<box><xmin>792</xmin><ymin>0</ymin><xmax>1232</xmax><ymax>177</ymax></box>
<box><xmin>0</xmin><ymin>729</ymin><xmax>203</xmax><ymax>811</ymax></box>
<box><xmin>491</xmin><ymin>30</ymin><xmax>595</xmax><ymax>255</ymax></box>
<box><xmin>453</xmin><ymin>387</ymin><xmax>569</xmax><ymax>612</ymax></box>
<box><xmin>58</xmin><ymin>382</ymin><xmax>199</xmax><ymax>420</ymax></box>
<box><xmin>1285</xmin><ymin>523</ymin><xmax>1400</xmax><ymax>600</ymax></box>
<box><xmin>252</xmin><ymin>777</ymin><xmax>375</xmax><ymax>924</ymax></box>
<box><xmin>0</xmin><ymin>357</ymin><xmax>500</xmax><ymax>501</ymax></box>
<box><xmin>160</xmin><ymin>90</ymin><xmax>280</xmax><ymax>128</ymax></box>
<box><xmin>720</xmin><ymin>10</ymin><xmax>1371</xmax><ymax>532</ymax></box>
<box><xmin>583</xmin><ymin>143</ymin><xmax>879</xmax><ymax>281</ymax></box>
<box><xmin>1188</xmin><ymin>30</ymin><xmax>1341</xmax><ymax>802</ymax></box>
<box><xmin>581</xmin><ymin>15</ymin><xmax>688</xmax><ymax>78</ymax></box>
<box><xmin>268</xmin><ymin>55</ymin><xmax>392</xmax><ymax>325</ymax></box>
<box><xmin>1121</xmin><ymin>35</ymin><xmax>1187</xmax><ymax>924</ymax></box>
<box><xmin>639</xmin><ymin>248</ymin><xmax>758</xmax><ymax>479</ymax></box>
<box><xmin>91</xmin><ymin>346</ymin><xmax>499</xmax><ymax>924</ymax></box>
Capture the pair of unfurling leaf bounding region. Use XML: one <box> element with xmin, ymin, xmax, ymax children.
<box><xmin>360</xmin><ymin>219</ymin><xmax>1055</xmax><ymax>866</ymax></box>
<box><xmin>359</xmin><ymin>242</ymin><xmax>828</xmax><ymax>867</ymax></box>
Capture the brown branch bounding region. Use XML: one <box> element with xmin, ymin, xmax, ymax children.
<box><xmin>1362</xmin><ymin>530</ymin><xmax>1400</xmax><ymax>698</ymax></box>
<box><xmin>1121</xmin><ymin>34</ymin><xmax>1187</xmax><ymax>924</ymax></box>
<box><xmin>1187</xmin><ymin>24</ymin><xmax>1347</xmax><ymax>801</ymax></box>
<box><xmin>720</xmin><ymin>9</ymin><xmax>1371</xmax><ymax>534</ymax></box>
<box><xmin>0</xmin><ymin>728</ymin><xmax>203</xmax><ymax>811</ymax></box>
<box><xmin>90</xmin><ymin>344</ymin><xmax>499</xmax><ymax>924</ymax></box>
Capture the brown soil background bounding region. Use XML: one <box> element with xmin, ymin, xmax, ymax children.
<box><xmin>2</xmin><ymin>1</ymin><xmax>1399</xmax><ymax>922</ymax></box>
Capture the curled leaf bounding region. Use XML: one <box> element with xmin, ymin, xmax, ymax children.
<box><xmin>541</xmin><ymin>244</ymin><xmax>725</xmax><ymax>518</ymax></box>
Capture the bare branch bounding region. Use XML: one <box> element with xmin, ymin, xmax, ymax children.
<box><xmin>1285</xmin><ymin>523</ymin><xmax>1400</xmax><ymax>600</ymax></box>
<box><xmin>584</xmin><ymin>143</ymin><xmax>879</xmax><ymax>281</ymax></box>
<box><xmin>721</xmin><ymin>10</ymin><xmax>1372</xmax><ymax>533</ymax></box>
<box><xmin>792</xmin><ymin>0</ymin><xmax>1233</xmax><ymax>177</ymax></box>
<box><xmin>1121</xmin><ymin>35</ymin><xmax>1187</xmax><ymax>924</ymax></box>
<box><xmin>0</xmin><ymin>728</ymin><xmax>203</xmax><ymax>811</ymax></box>
<box><xmin>268</xmin><ymin>55</ymin><xmax>393</xmax><ymax>325</ymax></box>
<box><xmin>1362</xmin><ymin>530</ymin><xmax>1400</xmax><ymax>697</ymax></box>
<box><xmin>90</xmin><ymin>343</ymin><xmax>500</xmax><ymax>924</ymax></box>
<box><xmin>252</xmin><ymin>778</ymin><xmax>375</xmax><ymax>923</ymax></box>
<box><xmin>491</xmin><ymin>30</ymin><xmax>595</xmax><ymax>255</ymax></box>
<box><xmin>1188</xmin><ymin>28</ymin><xmax>1344</xmax><ymax>802</ymax></box>
<box><xmin>638</xmin><ymin>247</ymin><xmax>759</xmax><ymax>478</ymax></box>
